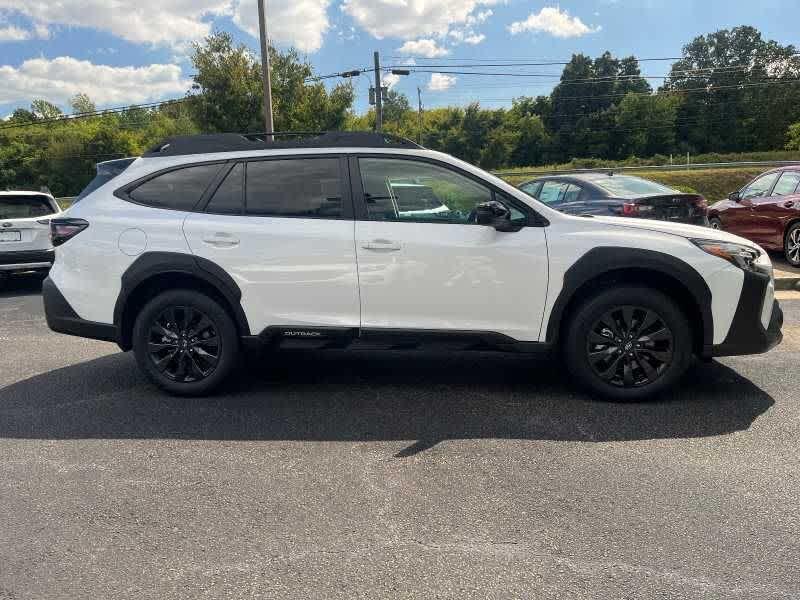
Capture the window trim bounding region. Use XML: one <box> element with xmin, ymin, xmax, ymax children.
<box><xmin>349</xmin><ymin>154</ymin><xmax>548</xmax><ymax>227</ymax></box>
<box><xmin>115</xmin><ymin>160</ymin><xmax>230</xmax><ymax>212</ymax></box>
<box><xmin>200</xmin><ymin>162</ymin><xmax>243</xmax><ymax>216</ymax></box>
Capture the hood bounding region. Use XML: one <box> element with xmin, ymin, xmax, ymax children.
<box><xmin>587</xmin><ymin>215</ymin><xmax>762</xmax><ymax>249</ymax></box>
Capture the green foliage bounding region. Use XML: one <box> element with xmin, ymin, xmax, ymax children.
<box><xmin>786</xmin><ymin>123</ymin><xmax>800</xmax><ymax>151</ymax></box>
<box><xmin>187</xmin><ymin>31</ymin><xmax>354</xmax><ymax>134</ymax></box>
<box><xmin>2</xmin><ymin>25</ymin><xmax>799</xmax><ymax>197</ymax></box>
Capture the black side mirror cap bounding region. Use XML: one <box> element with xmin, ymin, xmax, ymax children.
<box><xmin>728</xmin><ymin>191</ymin><xmax>740</xmax><ymax>202</ymax></box>
<box><xmin>475</xmin><ymin>201</ymin><xmax>522</xmax><ymax>232</ymax></box>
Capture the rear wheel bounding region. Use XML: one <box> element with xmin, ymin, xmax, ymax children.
<box><xmin>564</xmin><ymin>286</ymin><xmax>693</xmax><ymax>402</ymax></box>
<box><xmin>785</xmin><ymin>222</ymin><xmax>800</xmax><ymax>267</ymax></box>
<box><xmin>133</xmin><ymin>289</ymin><xmax>239</xmax><ymax>396</ymax></box>
<box><xmin>709</xmin><ymin>217</ymin><xmax>723</xmax><ymax>230</ymax></box>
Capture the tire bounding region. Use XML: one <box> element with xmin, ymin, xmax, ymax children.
<box><xmin>132</xmin><ymin>289</ymin><xmax>240</xmax><ymax>396</ymax></box>
<box><xmin>709</xmin><ymin>217</ymin><xmax>723</xmax><ymax>230</ymax></box>
<box><xmin>785</xmin><ymin>222</ymin><xmax>800</xmax><ymax>267</ymax></box>
<box><xmin>563</xmin><ymin>286</ymin><xmax>693</xmax><ymax>402</ymax></box>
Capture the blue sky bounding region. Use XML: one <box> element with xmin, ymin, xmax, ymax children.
<box><xmin>0</xmin><ymin>0</ymin><xmax>797</xmax><ymax>118</ymax></box>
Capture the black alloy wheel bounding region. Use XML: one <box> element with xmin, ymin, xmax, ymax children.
<box><xmin>147</xmin><ymin>306</ymin><xmax>221</xmax><ymax>383</ymax></box>
<box><xmin>586</xmin><ymin>305</ymin><xmax>674</xmax><ymax>388</ymax></box>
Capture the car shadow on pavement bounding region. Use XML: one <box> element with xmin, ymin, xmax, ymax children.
<box><xmin>0</xmin><ymin>348</ymin><xmax>775</xmax><ymax>456</ymax></box>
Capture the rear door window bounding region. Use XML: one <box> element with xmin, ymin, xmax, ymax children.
<box><xmin>245</xmin><ymin>158</ymin><xmax>343</xmax><ymax>218</ymax></box>
<box><xmin>129</xmin><ymin>164</ymin><xmax>223</xmax><ymax>211</ymax></box>
<box><xmin>536</xmin><ymin>181</ymin><xmax>569</xmax><ymax>205</ymax></box>
<box><xmin>772</xmin><ymin>172</ymin><xmax>800</xmax><ymax>197</ymax></box>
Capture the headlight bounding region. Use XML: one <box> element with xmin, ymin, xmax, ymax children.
<box><xmin>691</xmin><ymin>239</ymin><xmax>772</xmax><ymax>277</ymax></box>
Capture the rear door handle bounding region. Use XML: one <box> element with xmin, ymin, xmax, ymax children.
<box><xmin>202</xmin><ymin>232</ymin><xmax>240</xmax><ymax>248</ymax></box>
<box><xmin>362</xmin><ymin>239</ymin><xmax>402</xmax><ymax>251</ymax></box>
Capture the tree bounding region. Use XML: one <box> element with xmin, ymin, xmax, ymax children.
<box><xmin>616</xmin><ymin>93</ymin><xmax>681</xmax><ymax>158</ymax></box>
<box><xmin>31</xmin><ymin>100</ymin><xmax>62</xmax><ymax>120</ymax></box>
<box><xmin>70</xmin><ymin>93</ymin><xmax>96</xmax><ymax>114</ymax></box>
<box><xmin>787</xmin><ymin>122</ymin><xmax>800</xmax><ymax>151</ymax></box>
<box><xmin>188</xmin><ymin>31</ymin><xmax>354</xmax><ymax>134</ymax></box>
<box><xmin>664</xmin><ymin>26</ymin><xmax>800</xmax><ymax>153</ymax></box>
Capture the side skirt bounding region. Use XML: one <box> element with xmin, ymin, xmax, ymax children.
<box><xmin>247</xmin><ymin>326</ymin><xmax>552</xmax><ymax>354</ymax></box>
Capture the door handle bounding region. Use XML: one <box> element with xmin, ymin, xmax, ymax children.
<box><xmin>362</xmin><ymin>239</ymin><xmax>402</xmax><ymax>251</ymax></box>
<box><xmin>202</xmin><ymin>232</ymin><xmax>240</xmax><ymax>248</ymax></box>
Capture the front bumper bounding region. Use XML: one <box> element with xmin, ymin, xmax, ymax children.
<box><xmin>712</xmin><ymin>270</ymin><xmax>783</xmax><ymax>357</ymax></box>
<box><xmin>0</xmin><ymin>249</ymin><xmax>54</xmax><ymax>272</ymax></box>
<box><xmin>42</xmin><ymin>277</ymin><xmax>119</xmax><ymax>344</ymax></box>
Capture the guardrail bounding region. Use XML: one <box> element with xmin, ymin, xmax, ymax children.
<box><xmin>495</xmin><ymin>160</ymin><xmax>800</xmax><ymax>178</ymax></box>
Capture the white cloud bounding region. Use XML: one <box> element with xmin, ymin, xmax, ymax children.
<box><xmin>232</xmin><ymin>0</ymin><xmax>331</xmax><ymax>53</ymax></box>
<box><xmin>462</xmin><ymin>33</ymin><xmax>485</xmax><ymax>45</ymax></box>
<box><xmin>0</xmin><ymin>0</ymin><xmax>229</xmax><ymax>47</ymax></box>
<box><xmin>0</xmin><ymin>57</ymin><xmax>190</xmax><ymax>107</ymax></box>
<box><xmin>383</xmin><ymin>72</ymin><xmax>401</xmax><ymax>89</ymax></box>
<box><xmin>0</xmin><ymin>24</ymin><xmax>30</xmax><ymax>41</ymax></box>
<box><xmin>397</xmin><ymin>39</ymin><xmax>449</xmax><ymax>58</ymax></box>
<box><xmin>342</xmin><ymin>0</ymin><xmax>499</xmax><ymax>40</ymax></box>
<box><xmin>0</xmin><ymin>0</ymin><xmax>330</xmax><ymax>51</ymax></box>
<box><xmin>508</xmin><ymin>7</ymin><xmax>600</xmax><ymax>38</ymax></box>
<box><xmin>428</xmin><ymin>72</ymin><xmax>456</xmax><ymax>91</ymax></box>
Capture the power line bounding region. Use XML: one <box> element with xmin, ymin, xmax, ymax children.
<box><xmin>0</xmin><ymin>98</ymin><xmax>190</xmax><ymax>131</ymax></box>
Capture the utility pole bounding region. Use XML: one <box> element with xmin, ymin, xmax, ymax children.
<box><xmin>373</xmin><ymin>51</ymin><xmax>383</xmax><ymax>132</ymax></box>
<box><xmin>417</xmin><ymin>87</ymin><xmax>423</xmax><ymax>145</ymax></box>
<box><xmin>257</xmin><ymin>0</ymin><xmax>274</xmax><ymax>139</ymax></box>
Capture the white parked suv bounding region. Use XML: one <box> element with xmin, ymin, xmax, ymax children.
<box><xmin>0</xmin><ymin>191</ymin><xmax>61</xmax><ymax>279</ymax></box>
<box><xmin>43</xmin><ymin>132</ymin><xmax>783</xmax><ymax>400</ymax></box>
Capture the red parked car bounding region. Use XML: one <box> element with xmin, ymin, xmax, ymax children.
<box><xmin>708</xmin><ymin>166</ymin><xmax>800</xmax><ymax>266</ymax></box>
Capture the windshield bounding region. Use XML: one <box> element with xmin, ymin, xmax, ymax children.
<box><xmin>74</xmin><ymin>158</ymin><xmax>137</xmax><ymax>203</ymax></box>
<box><xmin>593</xmin><ymin>175</ymin><xmax>677</xmax><ymax>199</ymax></box>
<box><xmin>0</xmin><ymin>195</ymin><xmax>57</xmax><ymax>219</ymax></box>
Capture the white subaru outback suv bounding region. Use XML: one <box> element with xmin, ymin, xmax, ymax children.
<box><xmin>43</xmin><ymin>132</ymin><xmax>783</xmax><ymax>400</ymax></box>
<box><xmin>0</xmin><ymin>191</ymin><xmax>61</xmax><ymax>279</ymax></box>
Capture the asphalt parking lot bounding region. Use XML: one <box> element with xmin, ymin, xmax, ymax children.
<box><xmin>1</xmin><ymin>274</ymin><xmax>799</xmax><ymax>599</ymax></box>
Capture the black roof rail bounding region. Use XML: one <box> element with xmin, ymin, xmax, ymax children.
<box><xmin>143</xmin><ymin>131</ymin><xmax>423</xmax><ymax>157</ymax></box>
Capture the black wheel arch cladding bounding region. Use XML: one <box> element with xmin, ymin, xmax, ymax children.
<box><xmin>546</xmin><ymin>247</ymin><xmax>714</xmax><ymax>356</ymax></box>
<box><xmin>114</xmin><ymin>252</ymin><xmax>250</xmax><ymax>350</ymax></box>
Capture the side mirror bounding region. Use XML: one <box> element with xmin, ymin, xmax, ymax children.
<box><xmin>475</xmin><ymin>201</ymin><xmax>519</xmax><ymax>232</ymax></box>
<box><xmin>728</xmin><ymin>191</ymin><xmax>741</xmax><ymax>202</ymax></box>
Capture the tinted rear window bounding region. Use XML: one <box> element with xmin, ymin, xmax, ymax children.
<box><xmin>130</xmin><ymin>164</ymin><xmax>223</xmax><ymax>211</ymax></box>
<box><xmin>592</xmin><ymin>176</ymin><xmax>677</xmax><ymax>199</ymax></box>
<box><xmin>245</xmin><ymin>159</ymin><xmax>343</xmax><ymax>218</ymax></box>
<box><xmin>0</xmin><ymin>196</ymin><xmax>56</xmax><ymax>219</ymax></box>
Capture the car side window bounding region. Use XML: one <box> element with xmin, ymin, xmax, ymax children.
<box><xmin>358</xmin><ymin>158</ymin><xmax>493</xmax><ymax>224</ymax></box>
<box><xmin>129</xmin><ymin>164</ymin><xmax>223</xmax><ymax>211</ymax></box>
<box><xmin>772</xmin><ymin>172</ymin><xmax>800</xmax><ymax>197</ymax></box>
<box><xmin>741</xmin><ymin>172</ymin><xmax>781</xmax><ymax>200</ymax></box>
<box><xmin>245</xmin><ymin>158</ymin><xmax>343</xmax><ymax>218</ymax></box>
<box><xmin>520</xmin><ymin>182</ymin><xmax>542</xmax><ymax>198</ymax></box>
<box><xmin>536</xmin><ymin>181</ymin><xmax>569</xmax><ymax>205</ymax></box>
<box><xmin>206</xmin><ymin>163</ymin><xmax>244</xmax><ymax>215</ymax></box>
<box><xmin>562</xmin><ymin>183</ymin><xmax>583</xmax><ymax>203</ymax></box>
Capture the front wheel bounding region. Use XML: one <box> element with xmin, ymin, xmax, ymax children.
<box><xmin>785</xmin><ymin>222</ymin><xmax>800</xmax><ymax>267</ymax></box>
<box><xmin>709</xmin><ymin>217</ymin><xmax>723</xmax><ymax>230</ymax></box>
<box><xmin>563</xmin><ymin>286</ymin><xmax>693</xmax><ymax>402</ymax></box>
<box><xmin>132</xmin><ymin>289</ymin><xmax>239</xmax><ymax>396</ymax></box>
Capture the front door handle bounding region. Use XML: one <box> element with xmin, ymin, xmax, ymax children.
<box><xmin>362</xmin><ymin>239</ymin><xmax>402</xmax><ymax>251</ymax></box>
<box><xmin>202</xmin><ymin>232</ymin><xmax>240</xmax><ymax>248</ymax></box>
